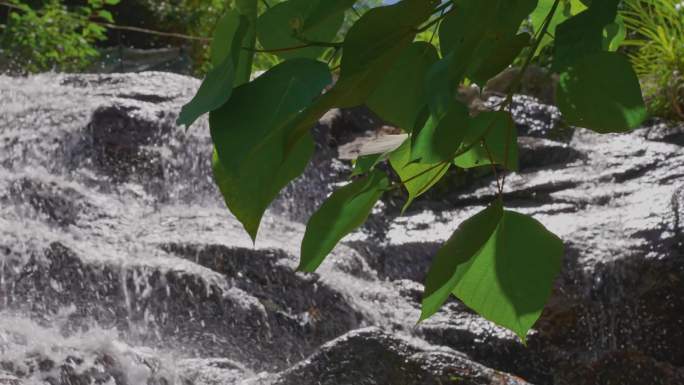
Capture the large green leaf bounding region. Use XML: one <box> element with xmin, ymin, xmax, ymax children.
<box><xmin>390</xmin><ymin>139</ymin><xmax>450</xmax><ymax>213</ymax></box>
<box><xmin>210</xmin><ymin>59</ymin><xmax>331</xmax><ymax>239</ymax></box>
<box><xmin>366</xmin><ymin>42</ymin><xmax>439</xmax><ymax>130</ymax></box>
<box><xmin>284</xmin><ymin>0</ymin><xmax>435</xmax><ymax>151</ymax></box>
<box><xmin>257</xmin><ymin>0</ymin><xmax>344</xmax><ymax>60</ymax></box>
<box><xmin>556</xmin><ymin>52</ymin><xmax>646</xmax><ymax>133</ymax></box>
<box><xmin>211</xmin><ymin>59</ymin><xmax>331</xmax><ymax>171</ymax></box>
<box><xmin>553</xmin><ymin>0</ymin><xmax>619</xmax><ymax>71</ymax></box>
<box><xmin>443</xmin><ymin>210</ymin><xmax>563</xmax><ymax>342</ymax></box>
<box><xmin>439</xmin><ymin>0</ymin><xmax>537</xmax><ymax>86</ymax></box>
<box><xmin>299</xmin><ymin>170</ymin><xmax>389</xmax><ymax>272</ymax></box>
<box><xmin>212</xmin><ymin>133</ymin><xmax>314</xmax><ymax>242</ymax></box>
<box><xmin>411</xmin><ymin>101</ymin><xmax>469</xmax><ymax>164</ymax></box>
<box><xmin>421</xmin><ymin>201</ymin><xmax>504</xmax><ymax>320</ymax></box>
<box><xmin>454</xmin><ymin>111</ymin><xmax>519</xmax><ymax>171</ymax></box>
<box><xmin>177</xmin><ymin>12</ymin><xmax>247</xmax><ymax>128</ymax></box>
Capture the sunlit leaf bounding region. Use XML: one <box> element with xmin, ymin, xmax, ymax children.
<box><xmin>390</xmin><ymin>139</ymin><xmax>450</xmax><ymax>213</ymax></box>
<box><xmin>300</xmin><ymin>170</ymin><xmax>389</xmax><ymax>271</ymax></box>
<box><xmin>448</xmin><ymin>210</ymin><xmax>563</xmax><ymax>342</ymax></box>
<box><xmin>412</xmin><ymin>101</ymin><xmax>469</xmax><ymax>164</ymax></box>
<box><xmin>350</xmin><ymin>153</ymin><xmax>385</xmax><ymax>177</ymax></box>
<box><xmin>454</xmin><ymin>111</ymin><xmax>518</xmax><ymax>171</ymax></box>
<box><xmin>421</xmin><ymin>200</ymin><xmax>504</xmax><ymax>320</ymax></box>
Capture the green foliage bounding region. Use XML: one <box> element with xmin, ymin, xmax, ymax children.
<box><xmin>0</xmin><ymin>0</ymin><xmax>119</xmax><ymax>73</ymax></box>
<box><xmin>454</xmin><ymin>111</ymin><xmax>519</xmax><ymax>171</ymax></box>
<box><xmin>181</xmin><ymin>0</ymin><xmax>648</xmax><ymax>341</ymax></box>
<box><xmin>210</xmin><ymin>58</ymin><xmax>330</xmax><ymax>241</ymax></box>
<box><xmin>557</xmin><ymin>51</ymin><xmax>647</xmax><ymax>133</ymax></box>
<box><xmin>366</xmin><ymin>42</ymin><xmax>440</xmax><ymax>131</ymax></box>
<box><xmin>622</xmin><ymin>0</ymin><xmax>684</xmax><ymax>120</ymax></box>
<box><xmin>390</xmin><ymin>140</ymin><xmax>450</xmax><ymax>213</ymax></box>
<box><xmin>424</xmin><ymin>201</ymin><xmax>563</xmax><ymax>342</ymax></box>
<box><xmin>300</xmin><ymin>170</ymin><xmax>389</xmax><ymax>272</ymax></box>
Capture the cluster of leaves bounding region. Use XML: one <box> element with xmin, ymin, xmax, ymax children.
<box><xmin>0</xmin><ymin>0</ymin><xmax>119</xmax><ymax>73</ymax></box>
<box><xmin>623</xmin><ymin>0</ymin><xmax>684</xmax><ymax>120</ymax></box>
<box><xmin>180</xmin><ymin>0</ymin><xmax>647</xmax><ymax>341</ymax></box>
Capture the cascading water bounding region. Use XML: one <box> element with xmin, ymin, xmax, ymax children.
<box><xmin>1</xmin><ymin>72</ymin><xmax>684</xmax><ymax>385</ymax></box>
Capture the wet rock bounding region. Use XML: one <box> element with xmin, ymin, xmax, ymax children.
<box><xmin>86</xmin><ymin>104</ymin><xmax>172</xmax><ymax>182</ymax></box>
<box><xmin>634</xmin><ymin>118</ymin><xmax>684</xmax><ymax>146</ymax></box>
<box><xmin>555</xmin><ymin>351</ymin><xmax>684</xmax><ymax>385</ymax></box>
<box><xmin>486</xmin><ymin>94</ymin><xmax>570</xmax><ymax>142</ymax></box>
<box><xmin>250</xmin><ymin>327</ymin><xmax>530</xmax><ymax>385</ymax></box>
<box><xmin>179</xmin><ymin>358</ymin><xmax>252</xmax><ymax>385</ymax></box>
<box><xmin>518</xmin><ymin>137</ymin><xmax>583</xmax><ymax>170</ymax></box>
<box><xmin>7</xmin><ymin>177</ymin><xmax>93</xmax><ymax>227</ymax></box>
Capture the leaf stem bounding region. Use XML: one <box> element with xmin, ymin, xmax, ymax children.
<box><xmin>499</xmin><ymin>0</ymin><xmax>561</xmax><ymax>189</ymax></box>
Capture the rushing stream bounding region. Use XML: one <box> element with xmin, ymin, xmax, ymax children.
<box><xmin>1</xmin><ymin>72</ymin><xmax>683</xmax><ymax>384</ymax></box>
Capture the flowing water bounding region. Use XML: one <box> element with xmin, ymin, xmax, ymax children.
<box><xmin>1</xmin><ymin>72</ymin><xmax>683</xmax><ymax>385</ymax></box>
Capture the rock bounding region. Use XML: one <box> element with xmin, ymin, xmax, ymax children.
<box><xmin>555</xmin><ymin>351</ymin><xmax>684</xmax><ymax>385</ymax></box>
<box><xmin>634</xmin><ymin>118</ymin><xmax>684</xmax><ymax>146</ymax></box>
<box><xmin>249</xmin><ymin>328</ymin><xmax>531</xmax><ymax>385</ymax></box>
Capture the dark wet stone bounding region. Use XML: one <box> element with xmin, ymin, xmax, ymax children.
<box><xmin>634</xmin><ymin>118</ymin><xmax>684</xmax><ymax>146</ymax></box>
<box><xmin>555</xmin><ymin>351</ymin><xmax>684</xmax><ymax>385</ymax></box>
<box><xmin>263</xmin><ymin>328</ymin><xmax>531</xmax><ymax>385</ymax></box>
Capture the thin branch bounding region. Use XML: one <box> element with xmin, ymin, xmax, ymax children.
<box><xmin>260</xmin><ymin>0</ymin><xmax>271</xmax><ymax>9</ymax></box>
<box><xmin>500</xmin><ymin>0</ymin><xmax>561</xmax><ymax>189</ymax></box>
<box><xmin>482</xmin><ymin>142</ymin><xmax>502</xmax><ymax>194</ymax></box>
<box><xmin>244</xmin><ymin>40</ymin><xmax>340</xmax><ymax>53</ymax></box>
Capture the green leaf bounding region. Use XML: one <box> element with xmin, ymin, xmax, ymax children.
<box><xmin>284</xmin><ymin>0</ymin><xmax>435</xmax><ymax>151</ymax></box>
<box><xmin>257</xmin><ymin>0</ymin><xmax>344</xmax><ymax>60</ymax></box>
<box><xmin>300</xmin><ymin>170</ymin><xmax>389</xmax><ymax>272</ymax></box>
<box><xmin>390</xmin><ymin>139</ymin><xmax>450</xmax><ymax>213</ymax></box>
<box><xmin>303</xmin><ymin>0</ymin><xmax>357</xmax><ymax>32</ymax></box>
<box><xmin>530</xmin><ymin>0</ymin><xmax>587</xmax><ymax>53</ymax></box>
<box><xmin>439</xmin><ymin>0</ymin><xmax>537</xmax><ymax>86</ymax></box>
<box><xmin>466</xmin><ymin>33</ymin><xmax>530</xmax><ymax>86</ymax></box>
<box><xmin>177</xmin><ymin>13</ymin><xmax>247</xmax><ymax>128</ymax></box>
<box><xmin>556</xmin><ymin>51</ymin><xmax>647</xmax><ymax>133</ymax></box>
<box><xmin>210</xmin><ymin>10</ymin><xmax>242</xmax><ymax>67</ymax></box>
<box><xmin>210</xmin><ymin>59</ymin><xmax>331</xmax><ymax>239</ymax></box>
<box><xmin>455</xmin><ymin>111</ymin><xmax>518</xmax><ymax>171</ymax></box>
<box><xmin>602</xmin><ymin>16</ymin><xmax>626</xmax><ymax>52</ymax></box>
<box><xmin>412</xmin><ymin>101</ymin><xmax>469</xmax><ymax>164</ymax></box>
<box><xmin>234</xmin><ymin>0</ymin><xmax>259</xmax><ymax>85</ymax></box>
<box><xmin>421</xmin><ymin>200</ymin><xmax>504</xmax><ymax>321</ymax></box>
<box><xmin>366</xmin><ymin>42</ymin><xmax>439</xmax><ymax>130</ymax></box>
<box><xmin>553</xmin><ymin>0</ymin><xmax>619</xmax><ymax>71</ymax></box>
<box><xmin>350</xmin><ymin>153</ymin><xmax>385</xmax><ymax>177</ymax></box>
<box><xmin>212</xmin><ymin>133</ymin><xmax>314</xmax><ymax>242</ymax></box>
<box><xmin>447</xmin><ymin>210</ymin><xmax>563</xmax><ymax>342</ymax></box>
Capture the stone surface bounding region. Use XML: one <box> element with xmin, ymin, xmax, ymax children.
<box><xmin>1</xmin><ymin>72</ymin><xmax>683</xmax><ymax>385</ymax></box>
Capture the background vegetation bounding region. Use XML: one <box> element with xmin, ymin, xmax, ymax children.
<box><xmin>2</xmin><ymin>0</ymin><xmax>681</xmax><ymax>121</ymax></box>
